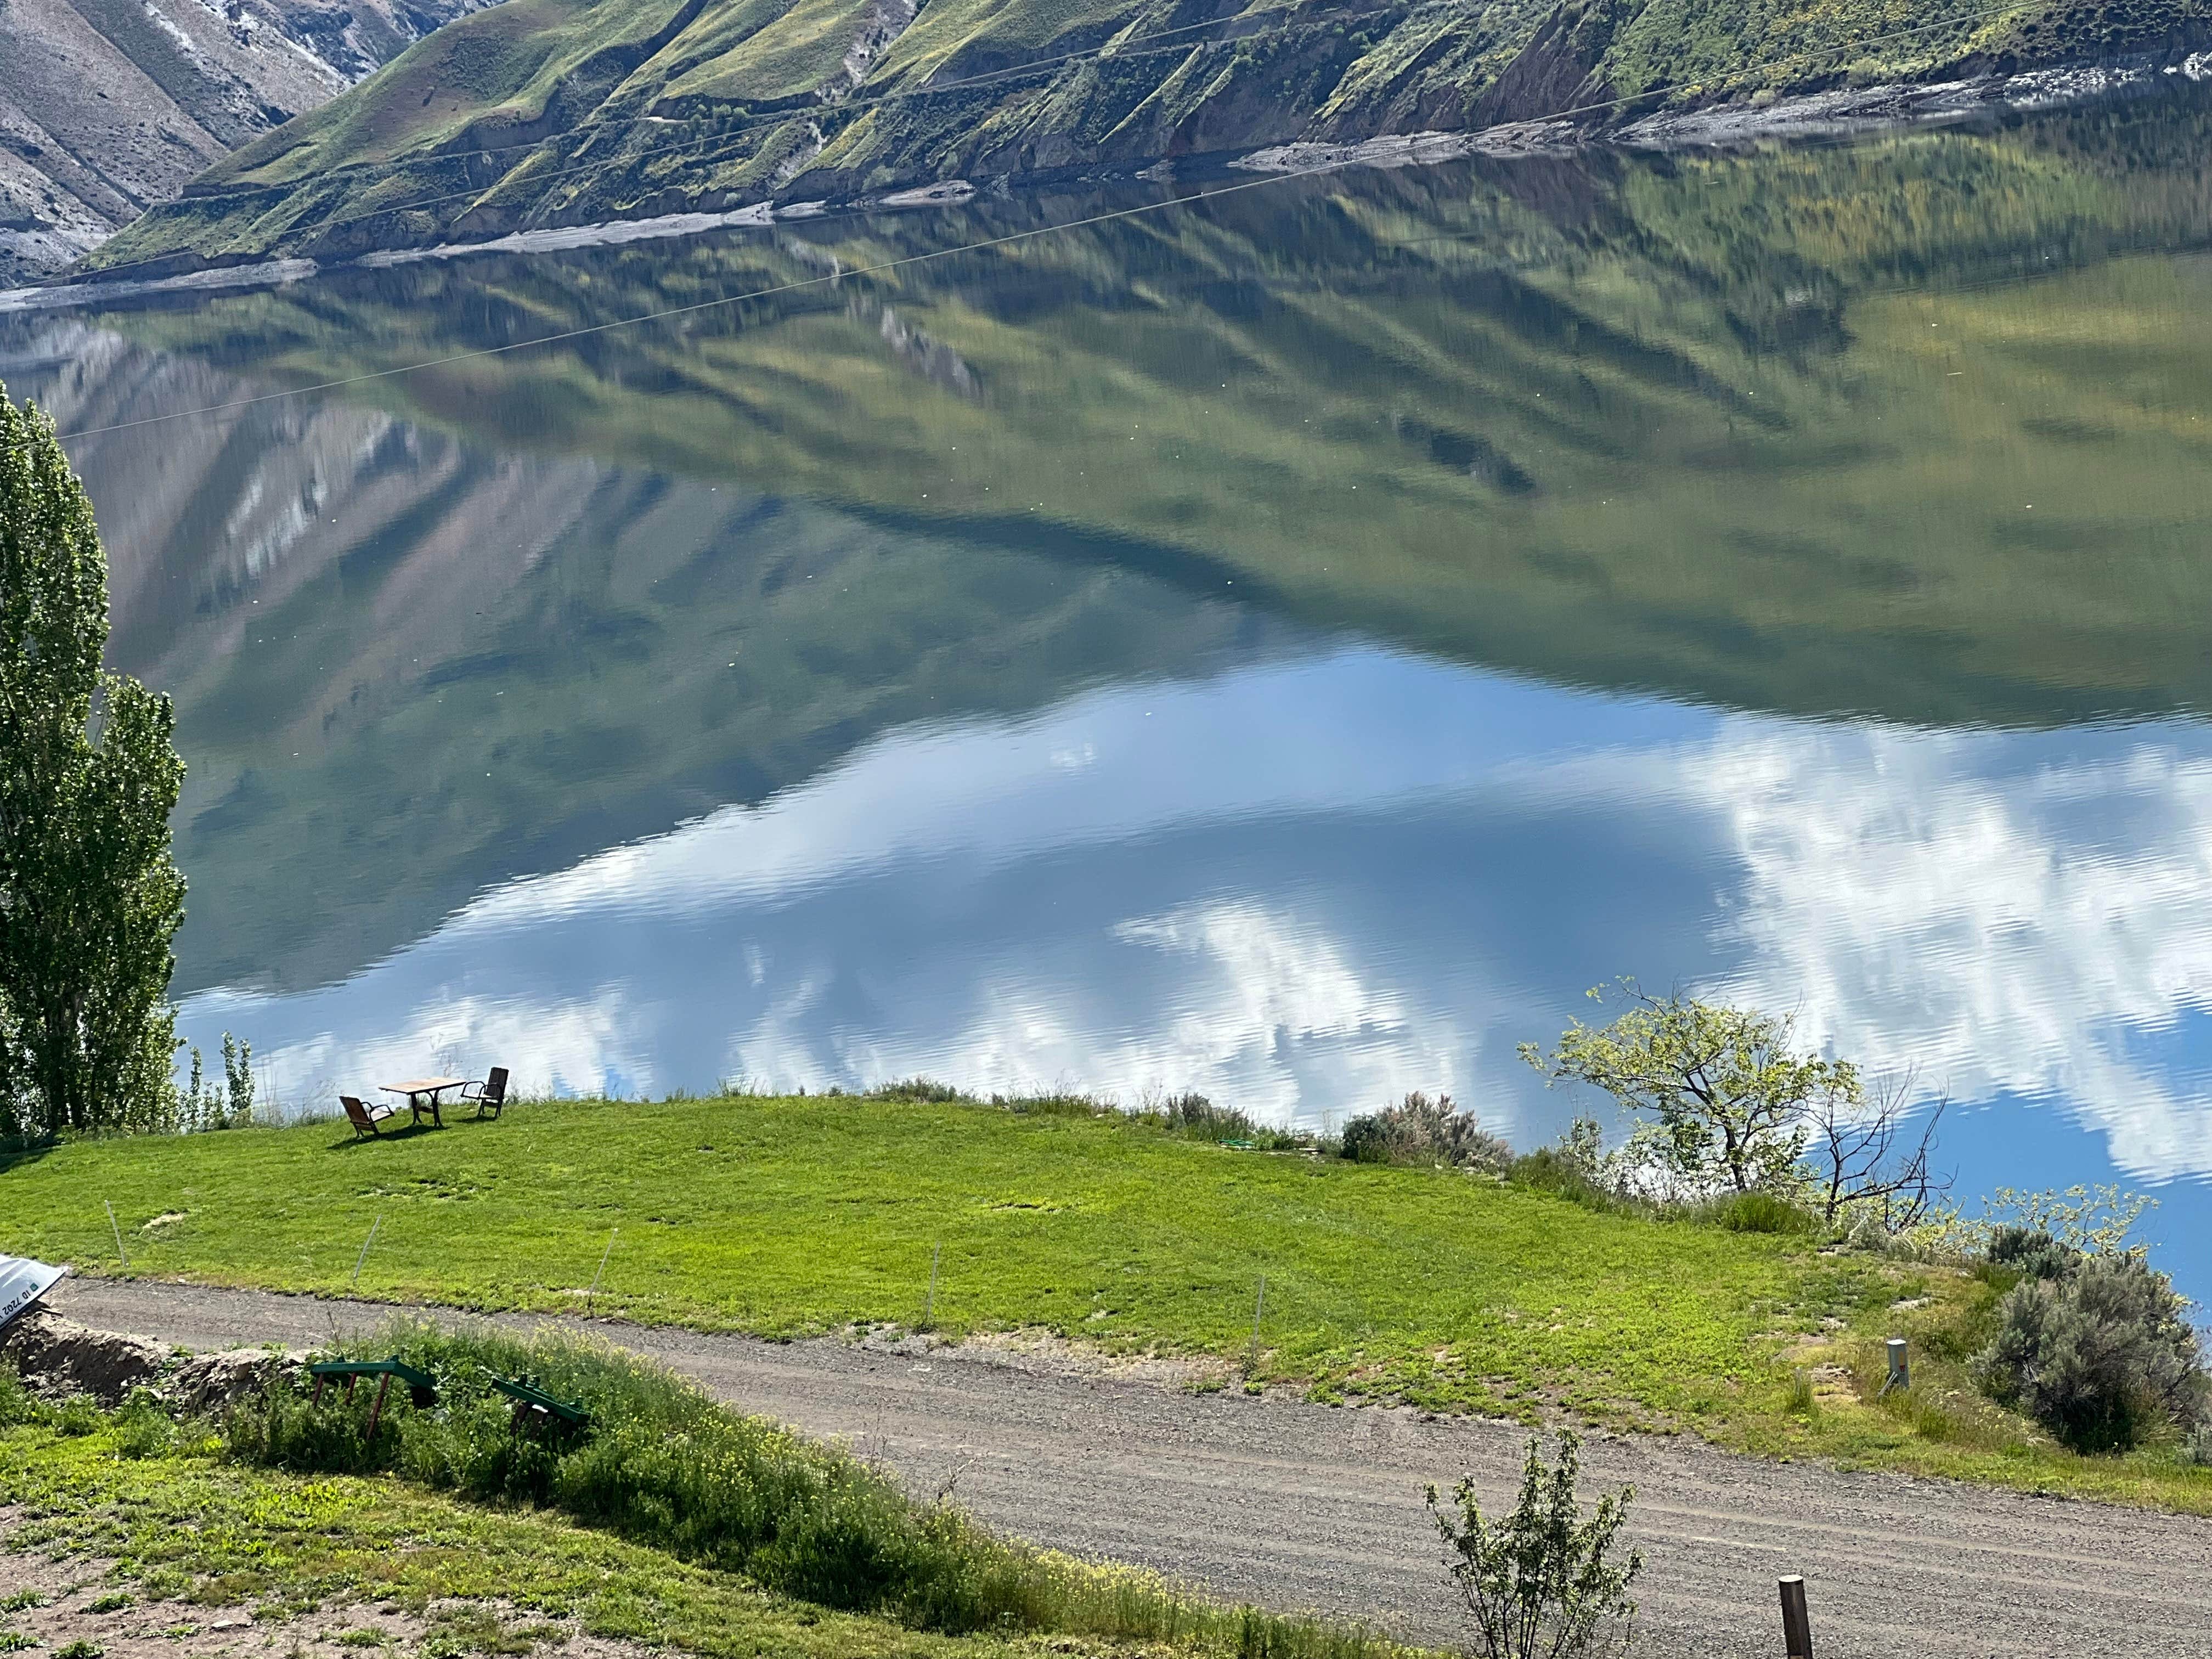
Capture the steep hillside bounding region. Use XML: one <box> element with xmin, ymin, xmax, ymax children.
<box><xmin>0</xmin><ymin>0</ymin><xmax>502</xmax><ymax>281</ymax></box>
<box><xmin>80</xmin><ymin>0</ymin><xmax>2211</xmax><ymax>272</ymax></box>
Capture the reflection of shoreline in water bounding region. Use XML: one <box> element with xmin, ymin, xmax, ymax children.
<box><xmin>183</xmin><ymin>648</ymin><xmax>2212</xmax><ymax>1197</ymax></box>
<box><xmin>22</xmin><ymin>87</ymin><xmax>2212</xmax><ymax>741</ymax></box>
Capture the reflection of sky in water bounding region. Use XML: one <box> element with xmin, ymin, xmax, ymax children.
<box><xmin>182</xmin><ymin>646</ymin><xmax>2212</xmax><ymax>1297</ymax></box>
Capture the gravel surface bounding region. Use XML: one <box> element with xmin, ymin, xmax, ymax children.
<box><xmin>47</xmin><ymin>1278</ymin><xmax>2212</xmax><ymax>1657</ymax></box>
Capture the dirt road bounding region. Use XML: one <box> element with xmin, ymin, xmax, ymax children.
<box><xmin>45</xmin><ymin>1278</ymin><xmax>2210</xmax><ymax>1657</ymax></box>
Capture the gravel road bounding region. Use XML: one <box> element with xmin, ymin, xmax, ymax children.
<box><xmin>45</xmin><ymin>1278</ymin><xmax>2210</xmax><ymax>1657</ymax></box>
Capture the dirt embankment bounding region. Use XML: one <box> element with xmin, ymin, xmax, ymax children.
<box><xmin>32</xmin><ymin>1277</ymin><xmax>2212</xmax><ymax>1659</ymax></box>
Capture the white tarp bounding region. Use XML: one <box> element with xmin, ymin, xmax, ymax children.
<box><xmin>0</xmin><ymin>1254</ymin><xmax>66</xmax><ymax>1332</ymax></box>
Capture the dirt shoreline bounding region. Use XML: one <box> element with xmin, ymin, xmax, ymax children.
<box><xmin>31</xmin><ymin>1277</ymin><xmax>2212</xmax><ymax>1658</ymax></box>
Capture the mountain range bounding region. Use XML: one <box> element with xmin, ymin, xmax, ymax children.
<box><xmin>0</xmin><ymin>0</ymin><xmax>506</xmax><ymax>281</ymax></box>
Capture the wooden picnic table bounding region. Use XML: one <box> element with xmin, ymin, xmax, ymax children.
<box><xmin>382</xmin><ymin>1076</ymin><xmax>466</xmax><ymax>1127</ymax></box>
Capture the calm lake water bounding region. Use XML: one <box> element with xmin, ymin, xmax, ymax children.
<box><xmin>5</xmin><ymin>85</ymin><xmax>2212</xmax><ymax>1291</ymax></box>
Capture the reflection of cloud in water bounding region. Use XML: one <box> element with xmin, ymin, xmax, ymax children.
<box><xmin>1696</xmin><ymin>729</ymin><xmax>2212</xmax><ymax>1180</ymax></box>
<box><xmin>189</xmin><ymin>650</ymin><xmax>2212</xmax><ymax>1190</ymax></box>
<box><xmin>720</xmin><ymin>898</ymin><xmax>1455</xmax><ymax>1122</ymax></box>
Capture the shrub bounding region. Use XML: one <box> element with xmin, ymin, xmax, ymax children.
<box><xmin>1426</xmin><ymin>1431</ymin><xmax>1642</xmax><ymax>1658</ymax></box>
<box><xmin>1147</xmin><ymin>1092</ymin><xmax>1312</xmax><ymax>1149</ymax></box>
<box><xmin>1974</xmin><ymin>1248</ymin><xmax>2209</xmax><ymax>1454</ymax></box>
<box><xmin>114</xmin><ymin>1387</ymin><xmax>181</xmax><ymax>1459</ymax></box>
<box><xmin>1697</xmin><ymin>1189</ymin><xmax>1818</xmax><ymax>1235</ymax></box>
<box><xmin>1506</xmin><ymin>1119</ymin><xmax>1638</xmax><ymax>1216</ymax></box>
<box><xmin>1341</xmin><ymin>1093</ymin><xmax>1512</xmax><ymax>1171</ymax></box>
<box><xmin>866</xmin><ymin>1078</ymin><xmax>967</xmax><ymax>1104</ymax></box>
<box><xmin>1508</xmin><ymin>1144</ymin><xmax>1613</xmax><ymax>1207</ymax></box>
<box><xmin>1985</xmin><ymin>1224</ymin><xmax>2083</xmax><ymax>1284</ymax></box>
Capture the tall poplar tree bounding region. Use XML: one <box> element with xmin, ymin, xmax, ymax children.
<box><xmin>0</xmin><ymin>381</ymin><xmax>185</xmax><ymax>1138</ymax></box>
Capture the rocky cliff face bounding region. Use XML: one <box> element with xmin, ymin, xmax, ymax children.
<box><xmin>0</xmin><ymin>0</ymin><xmax>501</xmax><ymax>281</ymax></box>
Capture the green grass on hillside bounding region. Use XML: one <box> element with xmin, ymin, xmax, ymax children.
<box><xmin>0</xmin><ymin>1412</ymin><xmax>1216</xmax><ymax>1659</ymax></box>
<box><xmin>5</xmin><ymin>1092</ymin><xmax>2209</xmax><ymax>1513</ymax></box>
<box><xmin>5</xmin><ymin>1092</ymin><xmax>1843</xmax><ymax>1421</ymax></box>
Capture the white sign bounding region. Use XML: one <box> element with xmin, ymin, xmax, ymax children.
<box><xmin>0</xmin><ymin>1255</ymin><xmax>66</xmax><ymax>1332</ymax></box>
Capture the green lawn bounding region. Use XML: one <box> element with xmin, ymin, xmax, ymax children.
<box><xmin>5</xmin><ymin>1092</ymin><xmax>2209</xmax><ymax>1511</ymax></box>
<box><xmin>3</xmin><ymin>1093</ymin><xmax>1848</xmax><ymax>1423</ymax></box>
<box><xmin>0</xmin><ymin>1417</ymin><xmax>1169</xmax><ymax>1659</ymax></box>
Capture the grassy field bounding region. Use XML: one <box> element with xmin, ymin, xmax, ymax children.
<box><xmin>5</xmin><ymin>1091</ymin><xmax>2210</xmax><ymax>1511</ymax></box>
<box><xmin>0</xmin><ymin>1410</ymin><xmax>1259</xmax><ymax>1659</ymax></box>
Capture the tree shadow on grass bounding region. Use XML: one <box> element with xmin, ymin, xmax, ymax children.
<box><xmin>0</xmin><ymin>1137</ymin><xmax>58</xmax><ymax>1176</ymax></box>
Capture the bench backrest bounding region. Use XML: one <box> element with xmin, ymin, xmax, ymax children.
<box><xmin>340</xmin><ymin>1095</ymin><xmax>375</xmax><ymax>1128</ymax></box>
<box><xmin>483</xmin><ymin>1066</ymin><xmax>509</xmax><ymax>1104</ymax></box>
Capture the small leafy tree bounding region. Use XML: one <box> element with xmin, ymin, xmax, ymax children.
<box><xmin>1523</xmin><ymin>984</ymin><xmax>1943</xmax><ymax>1218</ymax></box>
<box><xmin>1522</xmin><ymin>984</ymin><xmax>1839</xmax><ymax>1194</ymax></box>
<box><xmin>177</xmin><ymin>1031</ymin><xmax>258</xmax><ymax>1132</ymax></box>
<box><xmin>0</xmin><ymin>382</ymin><xmax>185</xmax><ymax>1138</ymax></box>
<box><xmin>1427</xmin><ymin>1431</ymin><xmax>1642</xmax><ymax>1659</ymax></box>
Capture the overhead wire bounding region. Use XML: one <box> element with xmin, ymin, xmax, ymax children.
<box><xmin>50</xmin><ymin>0</ymin><xmax>2068</xmax><ymax>442</ymax></box>
<box><xmin>35</xmin><ymin>0</ymin><xmax>2051</xmax><ymax>290</ymax></box>
<box><xmin>53</xmin><ymin>161</ymin><xmax>1358</xmax><ymax>440</ymax></box>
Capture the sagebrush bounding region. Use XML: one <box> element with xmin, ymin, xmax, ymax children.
<box><xmin>1973</xmin><ymin>1234</ymin><xmax>2208</xmax><ymax>1455</ymax></box>
<box><xmin>1342</xmin><ymin>1093</ymin><xmax>1511</xmax><ymax>1171</ymax></box>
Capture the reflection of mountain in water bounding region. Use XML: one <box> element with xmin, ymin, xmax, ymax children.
<box><xmin>7</xmin><ymin>326</ymin><xmax>1286</xmax><ymax>996</ymax></box>
<box><xmin>82</xmin><ymin>88</ymin><xmax>2212</xmax><ymax>727</ymax></box>
<box><xmin>11</xmin><ymin>87</ymin><xmax>2212</xmax><ymax>997</ymax></box>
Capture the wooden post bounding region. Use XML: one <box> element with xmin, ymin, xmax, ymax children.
<box><xmin>1246</xmin><ymin>1275</ymin><xmax>1267</xmax><ymax>1372</ymax></box>
<box><xmin>1779</xmin><ymin>1575</ymin><xmax>1812</xmax><ymax>1659</ymax></box>
<box><xmin>106</xmin><ymin>1201</ymin><xmax>130</xmax><ymax>1269</ymax></box>
<box><xmin>366</xmin><ymin>1372</ymin><xmax>393</xmax><ymax>1440</ymax></box>
<box><xmin>924</xmin><ymin>1242</ymin><xmax>942</xmax><ymax>1324</ymax></box>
